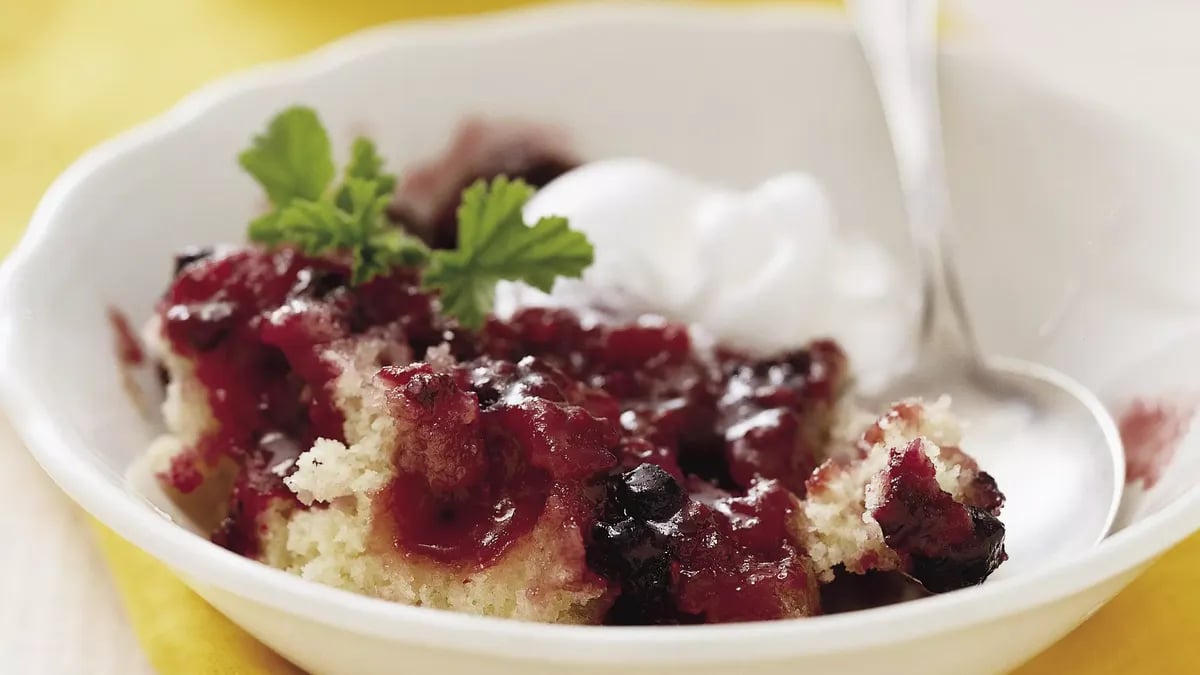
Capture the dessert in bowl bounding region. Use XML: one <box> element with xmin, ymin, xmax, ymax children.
<box><xmin>3</xmin><ymin>4</ymin><xmax>1200</xmax><ymax>674</ymax></box>
<box><xmin>137</xmin><ymin>103</ymin><xmax>1007</xmax><ymax>626</ymax></box>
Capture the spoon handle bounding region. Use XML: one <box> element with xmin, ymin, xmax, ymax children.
<box><xmin>849</xmin><ymin>0</ymin><xmax>979</xmax><ymax>367</ymax></box>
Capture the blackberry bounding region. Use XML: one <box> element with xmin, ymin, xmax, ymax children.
<box><xmin>614</xmin><ymin>463</ymin><xmax>685</xmax><ymax>521</ymax></box>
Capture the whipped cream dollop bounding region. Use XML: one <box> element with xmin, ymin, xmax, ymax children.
<box><xmin>497</xmin><ymin>158</ymin><xmax>918</xmax><ymax>387</ymax></box>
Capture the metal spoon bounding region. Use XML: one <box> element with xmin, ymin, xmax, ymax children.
<box><xmin>850</xmin><ymin>0</ymin><xmax>1124</xmax><ymax>569</ymax></box>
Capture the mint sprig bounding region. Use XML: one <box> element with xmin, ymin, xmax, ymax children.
<box><xmin>238</xmin><ymin>106</ymin><xmax>593</xmax><ymax>330</ymax></box>
<box><xmin>423</xmin><ymin>177</ymin><xmax>594</xmax><ymax>329</ymax></box>
<box><xmin>241</xmin><ymin>107</ymin><xmax>427</xmax><ymax>285</ymax></box>
<box><xmin>335</xmin><ymin>137</ymin><xmax>396</xmax><ymax>211</ymax></box>
<box><xmin>239</xmin><ymin>107</ymin><xmax>335</xmax><ymax>206</ymax></box>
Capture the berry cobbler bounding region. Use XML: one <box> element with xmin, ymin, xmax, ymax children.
<box><xmin>139</xmin><ymin>107</ymin><xmax>1006</xmax><ymax>625</ymax></box>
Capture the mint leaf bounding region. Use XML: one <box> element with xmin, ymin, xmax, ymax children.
<box><xmin>422</xmin><ymin>176</ymin><xmax>594</xmax><ymax>329</ymax></box>
<box><xmin>354</xmin><ymin>227</ymin><xmax>431</xmax><ymax>284</ymax></box>
<box><xmin>248</xmin><ymin>176</ymin><xmax>429</xmax><ymax>285</ymax></box>
<box><xmin>238</xmin><ymin>106</ymin><xmax>335</xmax><ymax>207</ymax></box>
<box><xmin>342</xmin><ymin>177</ymin><xmax>428</xmax><ymax>284</ymax></box>
<box><xmin>335</xmin><ymin>138</ymin><xmax>396</xmax><ymax>211</ymax></box>
<box><xmin>345</xmin><ymin>138</ymin><xmax>392</xmax><ymax>185</ymax></box>
<box><xmin>241</xmin><ymin>108</ymin><xmax>425</xmax><ymax>284</ymax></box>
<box><xmin>268</xmin><ymin>200</ymin><xmax>348</xmax><ymax>256</ymax></box>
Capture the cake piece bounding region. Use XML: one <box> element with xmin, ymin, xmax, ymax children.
<box><xmin>145</xmin><ymin>243</ymin><xmax>858</xmax><ymax>622</ymax></box>
<box><xmin>800</xmin><ymin>398</ymin><xmax>1007</xmax><ymax>590</ymax></box>
<box><xmin>146</xmin><ymin>246</ymin><xmax>630</xmax><ymax>621</ymax></box>
<box><xmin>145</xmin><ymin>243</ymin><xmax>1006</xmax><ymax>621</ymax></box>
<box><xmin>145</xmin><ymin>243</ymin><xmax>1005</xmax><ymax>620</ymax></box>
<box><xmin>671</xmin><ymin>478</ymin><xmax>822</xmax><ymax>622</ymax></box>
<box><xmin>278</xmin><ymin>355</ymin><xmax>619</xmax><ymax>622</ymax></box>
<box><xmin>865</xmin><ymin>438</ymin><xmax>1007</xmax><ymax>593</ymax></box>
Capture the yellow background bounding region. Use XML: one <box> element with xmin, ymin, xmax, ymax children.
<box><xmin>2</xmin><ymin>1</ymin><xmax>1198</xmax><ymax>673</ymax></box>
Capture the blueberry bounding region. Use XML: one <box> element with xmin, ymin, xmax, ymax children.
<box><xmin>910</xmin><ymin>507</ymin><xmax>1007</xmax><ymax>593</ymax></box>
<box><xmin>615</xmin><ymin>463</ymin><xmax>685</xmax><ymax>521</ymax></box>
<box><xmin>594</xmin><ymin>518</ymin><xmax>672</xmax><ymax>570</ymax></box>
<box><xmin>588</xmin><ymin>516</ymin><xmax>675</xmax><ymax>623</ymax></box>
<box><xmin>587</xmin><ymin>463</ymin><xmax>688</xmax><ymax>624</ymax></box>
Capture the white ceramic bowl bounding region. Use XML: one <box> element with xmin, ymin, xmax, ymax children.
<box><xmin>4</xmin><ymin>4</ymin><xmax>1200</xmax><ymax>675</ymax></box>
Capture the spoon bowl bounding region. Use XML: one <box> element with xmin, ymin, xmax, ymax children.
<box><xmin>867</xmin><ymin>355</ymin><xmax>1124</xmax><ymax>575</ymax></box>
<box><xmin>851</xmin><ymin>0</ymin><xmax>1126</xmax><ymax>558</ymax></box>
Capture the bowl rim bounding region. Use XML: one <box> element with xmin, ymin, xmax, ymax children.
<box><xmin>2</xmin><ymin>1</ymin><xmax>1200</xmax><ymax>664</ymax></box>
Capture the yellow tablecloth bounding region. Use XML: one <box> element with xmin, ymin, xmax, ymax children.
<box><xmin>2</xmin><ymin>1</ymin><xmax>1198</xmax><ymax>673</ymax></box>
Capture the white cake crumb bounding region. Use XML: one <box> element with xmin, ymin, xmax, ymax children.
<box><xmin>799</xmin><ymin>397</ymin><xmax>978</xmax><ymax>581</ymax></box>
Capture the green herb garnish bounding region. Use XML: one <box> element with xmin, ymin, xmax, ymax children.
<box><xmin>239</xmin><ymin>106</ymin><xmax>336</xmax><ymax>206</ymax></box>
<box><xmin>238</xmin><ymin>106</ymin><xmax>593</xmax><ymax>329</ymax></box>
<box><xmin>423</xmin><ymin>176</ymin><xmax>593</xmax><ymax>329</ymax></box>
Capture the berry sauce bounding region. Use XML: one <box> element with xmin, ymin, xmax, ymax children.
<box><xmin>671</xmin><ymin>478</ymin><xmax>821</xmax><ymax>622</ymax></box>
<box><xmin>869</xmin><ymin>439</ymin><xmax>1007</xmax><ymax>592</ymax></box>
<box><xmin>717</xmin><ymin>340</ymin><xmax>847</xmax><ymax>496</ymax></box>
<box><xmin>376</xmin><ymin>358</ymin><xmax>619</xmax><ymax>567</ymax></box>
<box><xmin>1119</xmin><ymin>397</ymin><xmax>1196</xmax><ymax>488</ymax></box>
<box><xmin>150</xmin><ymin>141</ymin><xmax>1005</xmax><ymax>621</ymax></box>
<box><xmin>158</xmin><ymin>247</ymin><xmax>435</xmax><ymax>556</ymax></box>
<box><xmin>157</xmin><ymin>247</ymin><xmax>846</xmax><ymax>612</ymax></box>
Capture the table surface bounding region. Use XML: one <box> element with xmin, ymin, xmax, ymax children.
<box><xmin>3</xmin><ymin>2</ymin><xmax>1200</xmax><ymax>673</ymax></box>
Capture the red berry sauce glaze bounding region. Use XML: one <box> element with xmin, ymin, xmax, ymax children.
<box><xmin>475</xmin><ymin>311</ymin><xmax>718</xmax><ymax>481</ymax></box>
<box><xmin>718</xmin><ymin>340</ymin><xmax>848</xmax><ymax>496</ymax></box>
<box><xmin>149</xmin><ymin>130</ymin><xmax>997</xmax><ymax>620</ymax></box>
<box><xmin>869</xmin><ymin>440</ymin><xmax>1007</xmax><ymax>592</ymax></box>
<box><xmin>672</xmin><ymin>479</ymin><xmax>821</xmax><ymax>622</ymax></box>
<box><xmin>107</xmin><ymin>307</ymin><xmax>145</xmax><ymax>366</ymax></box>
<box><xmin>158</xmin><ymin>249</ymin><xmax>848</xmax><ymax>615</ymax></box>
<box><xmin>157</xmin><ymin>246</ymin><xmax>435</xmax><ymax>555</ymax></box>
<box><xmin>1119</xmin><ymin>397</ymin><xmax>1197</xmax><ymax>488</ymax></box>
<box><xmin>588</xmin><ymin>464</ymin><xmax>818</xmax><ymax>624</ymax></box>
<box><xmin>474</xmin><ymin>310</ymin><xmax>848</xmax><ymax>492</ymax></box>
<box><xmin>156</xmin><ymin>239</ymin><xmax>1002</xmax><ymax>616</ymax></box>
<box><xmin>212</xmin><ymin>433</ymin><xmax>305</xmax><ymax>558</ymax></box>
<box><xmin>376</xmin><ymin>358</ymin><xmax>619</xmax><ymax>568</ymax></box>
